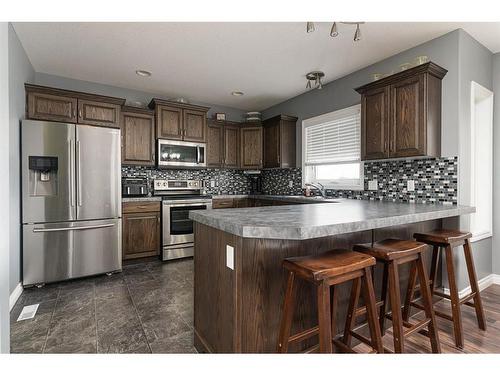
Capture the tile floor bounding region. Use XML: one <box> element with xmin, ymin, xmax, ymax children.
<box><xmin>10</xmin><ymin>258</ymin><xmax>196</xmax><ymax>353</ymax></box>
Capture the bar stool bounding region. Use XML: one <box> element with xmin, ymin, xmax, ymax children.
<box><xmin>353</xmin><ymin>239</ymin><xmax>441</xmax><ymax>353</ymax></box>
<box><xmin>404</xmin><ymin>229</ymin><xmax>486</xmax><ymax>348</ymax></box>
<box><xmin>276</xmin><ymin>249</ymin><xmax>383</xmax><ymax>353</ymax></box>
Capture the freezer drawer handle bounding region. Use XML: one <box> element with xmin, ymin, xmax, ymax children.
<box><xmin>32</xmin><ymin>223</ymin><xmax>115</xmax><ymax>233</ymax></box>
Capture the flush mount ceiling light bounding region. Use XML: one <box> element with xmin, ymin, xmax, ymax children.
<box><xmin>231</xmin><ymin>91</ymin><xmax>244</xmax><ymax>96</ymax></box>
<box><xmin>135</xmin><ymin>69</ymin><xmax>152</xmax><ymax>77</ymax></box>
<box><xmin>305</xmin><ymin>71</ymin><xmax>325</xmax><ymax>90</ymax></box>
<box><xmin>306</xmin><ymin>22</ymin><xmax>365</xmax><ymax>42</ymax></box>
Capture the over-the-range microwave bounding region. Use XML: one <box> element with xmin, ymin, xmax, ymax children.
<box><xmin>157</xmin><ymin>139</ymin><xmax>206</xmax><ymax>168</ymax></box>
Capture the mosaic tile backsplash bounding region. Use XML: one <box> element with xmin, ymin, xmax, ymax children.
<box><xmin>122</xmin><ymin>156</ymin><xmax>458</xmax><ymax>204</ymax></box>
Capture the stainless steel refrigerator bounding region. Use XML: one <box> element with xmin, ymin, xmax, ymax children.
<box><xmin>21</xmin><ymin>120</ymin><xmax>122</xmax><ymax>287</ymax></box>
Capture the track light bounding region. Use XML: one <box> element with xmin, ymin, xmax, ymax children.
<box><xmin>305</xmin><ymin>71</ymin><xmax>325</xmax><ymax>90</ymax></box>
<box><xmin>330</xmin><ymin>22</ymin><xmax>338</xmax><ymax>37</ymax></box>
<box><xmin>354</xmin><ymin>23</ymin><xmax>361</xmax><ymax>42</ymax></box>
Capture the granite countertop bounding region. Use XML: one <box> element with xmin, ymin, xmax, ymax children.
<box><xmin>122</xmin><ymin>196</ymin><xmax>162</xmax><ymax>203</ymax></box>
<box><xmin>189</xmin><ymin>198</ymin><xmax>475</xmax><ymax>240</ymax></box>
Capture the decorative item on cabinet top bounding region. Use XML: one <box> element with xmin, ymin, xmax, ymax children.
<box><xmin>25</xmin><ymin>83</ymin><xmax>125</xmax><ymax>128</ymax></box>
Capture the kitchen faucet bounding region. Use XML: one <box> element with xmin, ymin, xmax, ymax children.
<box><xmin>305</xmin><ymin>182</ymin><xmax>327</xmax><ymax>198</ymax></box>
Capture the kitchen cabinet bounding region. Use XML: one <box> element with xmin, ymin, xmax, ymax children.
<box><xmin>122</xmin><ymin>201</ymin><xmax>161</xmax><ymax>260</ymax></box>
<box><xmin>212</xmin><ymin>198</ymin><xmax>235</xmax><ymax>209</ymax></box>
<box><xmin>207</xmin><ymin>120</ymin><xmax>240</xmax><ymax>168</ymax></box>
<box><xmin>240</xmin><ymin>124</ymin><xmax>263</xmax><ymax>169</ymax></box>
<box><xmin>149</xmin><ymin>98</ymin><xmax>209</xmax><ymax>142</ymax></box>
<box><xmin>25</xmin><ymin>84</ymin><xmax>125</xmax><ymax>128</ymax></box>
<box><xmin>121</xmin><ymin>106</ymin><xmax>155</xmax><ymax>166</ymax></box>
<box><xmin>356</xmin><ymin>62</ymin><xmax>447</xmax><ymax>160</ymax></box>
<box><xmin>263</xmin><ymin>114</ymin><xmax>298</xmax><ymax>168</ymax></box>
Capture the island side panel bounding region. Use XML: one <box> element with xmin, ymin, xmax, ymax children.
<box><xmin>194</xmin><ymin>222</ymin><xmax>242</xmax><ymax>353</ymax></box>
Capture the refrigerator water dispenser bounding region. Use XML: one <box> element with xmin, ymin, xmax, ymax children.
<box><xmin>28</xmin><ymin>155</ymin><xmax>58</xmax><ymax>196</ymax></box>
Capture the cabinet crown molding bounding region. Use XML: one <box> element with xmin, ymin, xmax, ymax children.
<box><xmin>263</xmin><ymin>114</ymin><xmax>298</xmax><ymax>124</ymax></box>
<box><xmin>121</xmin><ymin>105</ymin><xmax>154</xmax><ymax>115</ymax></box>
<box><xmin>24</xmin><ymin>83</ymin><xmax>126</xmax><ymax>106</ymax></box>
<box><xmin>355</xmin><ymin>62</ymin><xmax>448</xmax><ymax>94</ymax></box>
<box><xmin>148</xmin><ymin>98</ymin><xmax>210</xmax><ymax>112</ymax></box>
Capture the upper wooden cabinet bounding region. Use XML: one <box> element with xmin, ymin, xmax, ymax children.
<box><xmin>25</xmin><ymin>84</ymin><xmax>125</xmax><ymax>128</ymax></box>
<box><xmin>207</xmin><ymin>120</ymin><xmax>240</xmax><ymax>168</ymax></box>
<box><xmin>240</xmin><ymin>124</ymin><xmax>263</xmax><ymax>169</ymax></box>
<box><xmin>148</xmin><ymin>98</ymin><xmax>209</xmax><ymax>142</ymax></box>
<box><xmin>355</xmin><ymin>62</ymin><xmax>447</xmax><ymax>161</ymax></box>
<box><xmin>263</xmin><ymin>114</ymin><xmax>298</xmax><ymax>168</ymax></box>
<box><xmin>121</xmin><ymin>106</ymin><xmax>155</xmax><ymax>166</ymax></box>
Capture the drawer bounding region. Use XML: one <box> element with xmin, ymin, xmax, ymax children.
<box><xmin>212</xmin><ymin>198</ymin><xmax>235</xmax><ymax>209</ymax></box>
<box><xmin>122</xmin><ymin>201</ymin><xmax>161</xmax><ymax>213</ymax></box>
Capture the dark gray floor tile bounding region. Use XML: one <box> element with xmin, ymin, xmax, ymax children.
<box><xmin>44</xmin><ymin>312</ymin><xmax>97</xmax><ymax>353</ymax></box>
<box><xmin>10</xmin><ymin>300</ymin><xmax>56</xmax><ymax>354</ymax></box>
<box><xmin>149</xmin><ymin>331</ymin><xmax>196</xmax><ymax>354</ymax></box>
<box><xmin>17</xmin><ymin>284</ymin><xmax>60</xmax><ymax>306</ymax></box>
<box><xmin>97</xmin><ymin>320</ymin><xmax>150</xmax><ymax>353</ymax></box>
<box><xmin>141</xmin><ymin>312</ymin><xmax>192</xmax><ymax>343</ymax></box>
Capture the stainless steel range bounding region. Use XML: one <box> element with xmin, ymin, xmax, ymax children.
<box><xmin>153</xmin><ymin>179</ymin><xmax>212</xmax><ymax>261</ymax></box>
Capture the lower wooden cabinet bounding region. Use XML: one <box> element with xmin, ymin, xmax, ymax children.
<box><xmin>122</xmin><ymin>201</ymin><xmax>161</xmax><ymax>260</ymax></box>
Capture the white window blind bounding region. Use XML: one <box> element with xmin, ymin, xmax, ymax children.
<box><xmin>304</xmin><ymin>108</ymin><xmax>360</xmax><ymax>166</ymax></box>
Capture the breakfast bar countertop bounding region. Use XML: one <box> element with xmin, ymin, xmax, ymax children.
<box><xmin>190</xmin><ymin>199</ymin><xmax>475</xmax><ymax>240</ymax></box>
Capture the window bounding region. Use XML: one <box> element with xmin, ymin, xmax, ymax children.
<box><xmin>302</xmin><ymin>104</ymin><xmax>363</xmax><ymax>190</ymax></box>
<box><xmin>469</xmin><ymin>82</ymin><xmax>494</xmax><ymax>242</ymax></box>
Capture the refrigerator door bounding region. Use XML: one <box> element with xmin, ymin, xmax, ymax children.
<box><xmin>22</xmin><ymin>219</ymin><xmax>122</xmax><ymax>286</ymax></box>
<box><xmin>76</xmin><ymin>125</ymin><xmax>121</xmax><ymax>220</ymax></box>
<box><xmin>21</xmin><ymin>120</ymin><xmax>76</xmax><ymax>223</ymax></box>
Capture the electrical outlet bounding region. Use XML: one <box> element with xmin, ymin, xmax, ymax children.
<box><xmin>289</xmin><ymin>180</ymin><xmax>293</xmax><ymax>188</ymax></box>
<box><xmin>226</xmin><ymin>245</ymin><xmax>234</xmax><ymax>270</ymax></box>
<box><xmin>407</xmin><ymin>180</ymin><xmax>415</xmax><ymax>192</ymax></box>
<box><xmin>368</xmin><ymin>180</ymin><xmax>378</xmax><ymax>191</ymax></box>
<box><xmin>210</xmin><ymin>180</ymin><xmax>216</xmax><ymax>188</ymax></box>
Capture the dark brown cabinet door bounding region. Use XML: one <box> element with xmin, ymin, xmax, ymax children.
<box><xmin>264</xmin><ymin>120</ymin><xmax>280</xmax><ymax>168</ymax></box>
<box><xmin>240</xmin><ymin>126</ymin><xmax>263</xmax><ymax>169</ymax></box>
<box><xmin>121</xmin><ymin>109</ymin><xmax>155</xmax><ymax>166</ymax></box>
<box><xmin>27</xmin><ymin>92</ymin><xmax>78</xmax><ymax>123</ymax></box>
<box><xmin>279</xmin><ymin>117</ymin><xmax>297</xmax><ymax>168</ymax></box>
<box><xmin>77</xmin><ymin>99</ymin><xmax>121</xmax><ymax>128</ymax></box>
<box><xmin>223</xmin><ymin>124</ymin><xmax>240</xmax><ymax>168</ymax></box>
<box><xmin>390</xmin><ymin>75</ymin><xmax>425</xmax><ymax>158</ymax></box>
<box><xmin>156</xmin><ymin>105</ymin><xmax>183</xmax><ymax>140</ymax></box>
<box><xmin>122</xmin><ymin>211</ymin><xmax>160</xmax><ymax>260</ymax></box>
<box><xmin>183</xmin><ymin>109</ymin><xmax>206</xmax><ymax>142</ymax></box>
<box><xmin>207</xmin><ymin>121</ymin><xmax>223</xmax><ymax>168</ymax></box>
<box><xmin>361</xmin><ymin>86</ymin><xmax>390</xmax><ymax>160</ymax></box>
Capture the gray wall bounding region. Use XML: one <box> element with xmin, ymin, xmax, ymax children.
<box><xmin>493</xmin><ymin>53</ymin><xmax>500</xmax><ymax>275</ymax></box>
<box><xmin>8</xmin><ymin>25</ymin><xmax>35</xmax><ymax>295</ymax></box>
<box><xmin>262</xmin><ymin>28</ymin><xmax>495</xmax><ymax>290</ymax></box>
<box><xmin>34</xmin><ymin>73</ymin><xmax>247</xmax><ymax>123</ymax></box>
<box><xmin>1</xmin><ymin>22</ymin><xmax>11</xmax><ymax>353</ymax></box>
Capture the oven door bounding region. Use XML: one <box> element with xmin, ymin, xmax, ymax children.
<box><xmin>163</xmin><ymin>200</ymin><xmax>212</xmax><ymax>247</ymax></box>
<box><xmin>157</xmin><ymin>139</ymin><xmax>206</xmax><ymax>168</ymax></box>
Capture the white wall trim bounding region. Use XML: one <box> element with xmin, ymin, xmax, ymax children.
<box><xmin>9</xmin><ymin>283</ymin><xmax>22</xmax><ymax>312</ymax></box>
<box><xmin>443</xmin><ymin>273</ymin><xmax>500</xmax><ymax>298</ymax></box>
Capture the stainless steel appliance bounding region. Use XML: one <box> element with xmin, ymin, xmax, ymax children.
<box><xmin>122</xmin><ymin>178</ymin><xmax>149</xmax><ymax>197</ymax></box>
<box><xmin>154</xmin><ymin>179</ymin><xmax>212</xmax><ymax>261</ymax></box>
<box><xmin>157</xmin><ymin>139</ymin><xmax>206</xmax><ymax>168</ymax></box>
<box><xmin>21</xmin><ymin>120</ymin><xmax>122</xmax><ymax>286</ymax></box>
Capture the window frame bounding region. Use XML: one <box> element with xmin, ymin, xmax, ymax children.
<box><xmin>301</xmin><ymin>104</ymin><xmax>364</xmax><ymax>191</ymax></box>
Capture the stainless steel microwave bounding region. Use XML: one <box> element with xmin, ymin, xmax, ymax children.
<box><xmin>157</xmin><ymin>139</ymin><xmax>206</xmax><ymax>168</ymax></box>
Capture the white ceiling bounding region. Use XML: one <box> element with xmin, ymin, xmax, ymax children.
<box><xmin>12</xmin><ymin>22</ymin><xmax>500</xmax><ymax>111</ymax></box>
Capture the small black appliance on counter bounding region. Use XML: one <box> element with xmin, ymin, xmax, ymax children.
<box><xmin>122</xmin><ymin>178</ymin><xmax>149</xmax><ymax>197</ymax></box>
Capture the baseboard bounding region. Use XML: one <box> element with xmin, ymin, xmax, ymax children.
<box><xmin>9</xmin><ymin>283</ymin><xmax>23</xmax><ymax>312</ymax></box>
<box><xmin>442</xmin><ymin>274</ymin><xmax>500</xmax><ymax>298</ymax></box>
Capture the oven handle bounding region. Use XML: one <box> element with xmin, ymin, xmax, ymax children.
<box><xmin>163</xmin><ymin>201</ymin><xmax>212</xmax><ymax>207</ymax></box>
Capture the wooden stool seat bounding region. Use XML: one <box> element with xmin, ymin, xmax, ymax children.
<box><xmin>349</xmin><ymin>239</ymin><xmax>441</xmax><ymax>353</ymax></box>
<box><xmin>277</xmin><ymin>250</ymin><xmax>383</xmax><ymax>354</ymax></box>
<box><xmin>414</xmin><ymin>229</ymin><xmax>471</xmax><ymax>246</ymax></box>
<box><xmin>353</xmin><ymin>239</ymin><xmax>427</xmax><ymax>261</ymax></box>
<box><xmin>284</xmin><ymin>249</ymin><xmax>375</xmax><ymax>281</ymax></box>
<box><xmin>404</xmin><ymin>230</ymin><xmax>486</xmax><ymax>349</ymax></box>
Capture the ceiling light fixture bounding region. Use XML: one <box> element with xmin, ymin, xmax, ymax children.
<box><xmin>305</xmin><ymin>71</ymin><xmax>325</xmax><ymax>90</ymax></box>
<box><xmin>231</xmin><ymin>91</ymin><xmax>244</xmax><ymax>96</ymax></box>
<box><xmin>136</xmin><ymin>69</ymin><xmax>152</xmax><ymax>77</ymax></box>
<box><xmin>307</xmin><ymin>22</ymin><xmax>364</xmax><ymax>41</ymax></box>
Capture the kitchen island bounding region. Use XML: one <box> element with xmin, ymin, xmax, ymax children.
<box><xmin>190</xmin><ymin>199</ymin><xmax>474</xmax><ymax>353</ymax></box>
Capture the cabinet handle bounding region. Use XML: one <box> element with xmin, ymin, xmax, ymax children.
<box><xmin>384</xmin><ymin>140</ymin><xmax>387</xmax><ymax>152</ymax></box>
<box><xmin>78</xmin><ymin>109</ymin><xmax>82</xmax><ymax>118</ymax></box>
<box><xmin>72</xmin><ymin>108</ymin><xmax>76</xmax><ymax>118</ymax></box>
